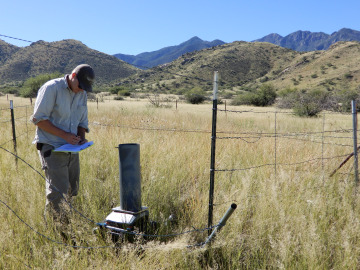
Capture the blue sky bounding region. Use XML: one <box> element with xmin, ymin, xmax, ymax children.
<box><xmin>1</xmin><ymin>0</ymin><xmax>359</xmax><ymax>55</ymax></box>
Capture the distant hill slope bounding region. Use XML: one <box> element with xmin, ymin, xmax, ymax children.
<box><xmin>0</xmin><ymin>39</ymin><xmax>138</xmax><ymax>85</ymax></box>
<box><xmin>114</xmin><ymin>36</ymin><xmax>225</xmax><ymax>68</ymax></box>
<box><xmin>2</xmin><ymin>33</ymin><xmax>360</xmax><ymax>94</ymax></box>
<box><xmin>120</xmin><ymin>41</ymin><xmax>298</xmax><ymax>88</ymax></box>
<box><xmin>120</xmin><ymin>40</ymin><xmax>360</xmax><ymax>93</ymax></box>
<box><xmin>254</xmin><ymin>28</ymin><xmax>360</xmax><ymax>51</ymax></box>
<box><xmin>0</xmin><ymin>39</ymin><xmax>20</xmax><ymax>64</ymax></box>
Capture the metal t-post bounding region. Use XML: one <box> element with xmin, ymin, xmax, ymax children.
<box><xmin>208</xmin><ymin>71</ymin><xmax>218</xmax><ymax>234</ymax></box>
<box><xmin>10</xmin><ymin>100</ymin><xmax>17</xmax><ymax>164</ymax></box>
<box><xmin>352</xmin><ymin>100</ymin><xmax>359</xmax><ymax>183</ymax></box>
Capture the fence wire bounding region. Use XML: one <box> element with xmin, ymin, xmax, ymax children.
<box><xmin>0</xmin><ymin>197</ymin><xmax>217</xmax><ymax>250</ymax></box>
<box><xmin>1</xmin><ymin>70</ymin><xmax>359</xmax><ymax>255</ymax></box>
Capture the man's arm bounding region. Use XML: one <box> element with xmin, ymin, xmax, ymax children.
<box><xmin>77</xmin><ymin>126</ymin><xmax>88</xmax><ymax>145</ymax></box>
<box><xmin>36</xmin><ymin>120</ymin><xmax>81</xmax><ymax>145</ymax></box>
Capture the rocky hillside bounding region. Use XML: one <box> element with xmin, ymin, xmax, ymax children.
<box><xmin>117</xmin><ymin>42</ymin><xmax>297</xmax><ymax>89</ymax></box>
<box><xmin>117</xmin><ymin>40</ymin><xmax>360</xmax><ymax>94</ymax></box>
<box><xmin>0</xmin><ymin>39</ymin><xmax>138</xmax><ymax>86</ymax></box>
<box><xmin>1</xmin><ymin>36</ymin><xmax>360</xmax><ymax>96</ymax></box>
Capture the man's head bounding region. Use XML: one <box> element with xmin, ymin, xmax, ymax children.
<box><xmin>71</xmin><ymin>64</ymin><xmax>95</xmax><ymax>92</ymax></box>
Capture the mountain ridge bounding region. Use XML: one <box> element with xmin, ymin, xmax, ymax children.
<box><xmin>113</xmin><ymin>36</ymin><xmax>225</xmax><ymax>68</ymax></box>
<box><xmin>1</xmin><ymin>28</ymin><xmax>360</xmax><ymax>94</ymax></box>
<box><xmin>254</xmin><ymin>28</ymin><xmax>360</xmax><ymax>51</ymax></box>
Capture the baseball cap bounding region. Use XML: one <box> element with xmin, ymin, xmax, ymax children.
<box><xmin>73</xmin><ymin>64</ymin><xmax>95</xmax><ymax>92</ymax></box>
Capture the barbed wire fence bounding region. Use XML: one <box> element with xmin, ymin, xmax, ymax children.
<box><xmin>0</xmin><ymin>33</ymin><xmax>359</xmax><ymax>252</ymax></box>
<box><xmin>0</xmin><ymin>100</ymin><xmax>33</xmax><ymax>151</ymax></box>
<box><xmin>207</xmin><ymin>72</ymin><xmax>360</xmax><ymax>230</ymax></box>
<box><xmin>0</xmin><ymin>97</ymin><xmax>230</xmax><ymax>250</ymax></box>
<box><xmin>1</xmin><ymin>80</ymin><xmax>359</xmax><ymax>249</ymax></box>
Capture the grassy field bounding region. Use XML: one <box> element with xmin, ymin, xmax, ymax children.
<box><xmin>1</xmin><ymin>94</ymin><xmax>360</xmax><ymax>269</ymax></box>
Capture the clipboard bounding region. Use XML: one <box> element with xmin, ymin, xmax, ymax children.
<box><xmin>53</xmin><ymin>141</ymin><xmax>94</xmax><ymax>153</ymax></box>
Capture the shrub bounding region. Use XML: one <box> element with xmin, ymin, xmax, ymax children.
<box><xmin>109</xmin><ymin>86</ymin><xmax>133</xmax><ymax>95</ymax></box>
<box><xmin>0</xmin><ymin>86</ymin><xmax>20</xmax><ymax>96</ymax></box>
<box><xmin>231</xmin><ymin>84</ymin><xmax>277</xmax><ymax>107</ymax></box>
<box><xmin>278</xmin><ymin>88</ymin><xmax>330</xmax><ymax>117</ymax></box>
<box><xmin>332</xmin><ymin>88</ymin><xmax>360</xmax><ymax>112</ymax></box>
<box><xmin>231</xmin><ymin>92</ymin><xmax>258</xmax><ymax>106</ymax></box>
<box><xmin>185</xmin><ymin>87</ymin><xmax>207</xmax><ymax>104</ymax></box>
<box><xmin>222</xmin><ymin>91</ymin><xmax>234</xmax><ymax>99</ymax></box>
<box><xmin>118</xmin><ymin>89</ymin><xmax>131</xmax><ymax>96</ymax></box>
<box><xmin>276</xmin><ymin>87</ymin><xmax>298</xmax><ymax>109</ymax></box>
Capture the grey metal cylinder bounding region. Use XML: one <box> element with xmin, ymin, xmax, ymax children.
<box><xmin>118</xmin><ymin>143</ymin><xmax>142</xmax><ymax>212</ymax></box>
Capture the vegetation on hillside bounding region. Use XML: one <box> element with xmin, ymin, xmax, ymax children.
<box><xmin>231</xmin><ymin>83</ymin><xmax>277</xmax><ymax>107</ymax></box>
<box><xmin>0</xmin><ymin>39</ymin><xmax>138</xmax><ymax>86</ymax></box>
<box><xmin>2</xmin><ymin>39</ymin><xmax>360</xmax><ymax>116</ymax></box>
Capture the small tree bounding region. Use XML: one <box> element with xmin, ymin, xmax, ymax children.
<box><xmin>256</xmin><ymin>84</ymin><xmax>277</xmax><ymax>106</ymax></box>
<box><xmin>278</xmin><ymin>88</ymin><xmax>330</xmax><ymax>117</ymax></box>
<box><xmin>20</xmin><ymin>72</ymin><xmax>61</xmax><ymax>98</ymax></box>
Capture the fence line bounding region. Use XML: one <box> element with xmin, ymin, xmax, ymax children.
<box><xmin>91</xmin><ymin>121</ymin><xmax>355</xmax><ymax>138</ymax></box>
<box><xmin>215</xmin><ymin>153</ymin><xmax>350</xmax><ymax>172</ymax></box>
<box><xmin>218</xmin><ymin>108</ymin><xmax>353</xmax><ymax>115</ymax></box>
<box><xmin>1</xmin><ymin>98</ymin><xmax>359</xmax><ymax>247</ymax></box>
<box><xmin>0</xmin><ymin>102</ymin><xmax>33</xmax><ymax>152</ymax></box>
<box><xmin>1</xmin><ymin>101</ymin><xmax>356</xmax><ymax>173</ymax></box>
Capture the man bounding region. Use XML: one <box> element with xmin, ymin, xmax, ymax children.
<box><xmin>31</xmin><ymin>64</ymin><xmax>95</xmax><ymax>222</ymax></box>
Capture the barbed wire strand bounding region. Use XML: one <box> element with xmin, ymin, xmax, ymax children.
<box><xmin>216</xmin><ymin>134</ymin><xmax>353</xmax><ymax>148</ymax></box>
<box><xmin>0</xmin><ymin>197</ymin><xmax>113</xmax><ymax>249</ymax></box>
<box><xmin>0</xmin><ymin>146</ymin><xmax>220</xmax><ymax>244</ymax></box>
<box><xmin>0</xmin><ymin>139</ymin><xmax>14</xmax><ymax>147</ymax></box>
<box><xmin>1</xmin><ymin>196</ymin><xmax>219</xmax><ymax>251</ymax></box>
<box><xmin>218</xmin><ymin>108</ymin><xmax>352</xmax><ymax>116</ymax></box>
<box><xmin>1</xmin><ymin>102</ymin><xmax>354</xmax><ymax>138</ymax></box>
<box><xmin>0</xmin><ymin>105</ymin><xmax>32</xmax><ymax>110</ymax></box>
<box><xmin>0</xmin><ymin>119</ymin><xmax>12</xmax><ymax>123</ymax></box>
<box><xmin>90</xmin><ymin>121</ymin><xmax>211</xmax><ymax>134</ymax></box>
<box><xmin>0</xmin><ymin>145</ymin><xmax>98</xmax><ymax>225</ymax></box>
<box><xmin>215</xmin><ymin>153</ymin><xmax>350</xmax><ymax>172</ymax></box>
<box><xmin>91</xmin><ymin>121</ymin><xmax>354</xmax><ymax>141</ymax></box>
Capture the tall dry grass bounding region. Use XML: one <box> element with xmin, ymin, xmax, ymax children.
<box><xmin>1</xmin><ymin>95</ymin><xmax>359</xmax><ymax>269</ymax></box>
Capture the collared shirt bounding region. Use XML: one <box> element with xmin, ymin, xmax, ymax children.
<box><xmin>30</xmin><ymin>75</ymin><xmax>89</xmax><ymax>148</ymax></box>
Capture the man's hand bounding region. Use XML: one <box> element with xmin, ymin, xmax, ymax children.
<box><xmin>77</xmin><ymin>126</ymin><xmax>87</xmax><ymax>145</ymax></box>
<box><xmin>64</xmin><ymin>133</ymin><xmax>82</xmax><ymax>145</ymax></box>
<box><xmin>78</xmin><ymin>138</ymin><xmax>88</xmax><ymax>145</ymax></box>
<box><xmin>37</xmin><ymin>120</ymin><xmax>81</xmax><ymax>145</ymax></box>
